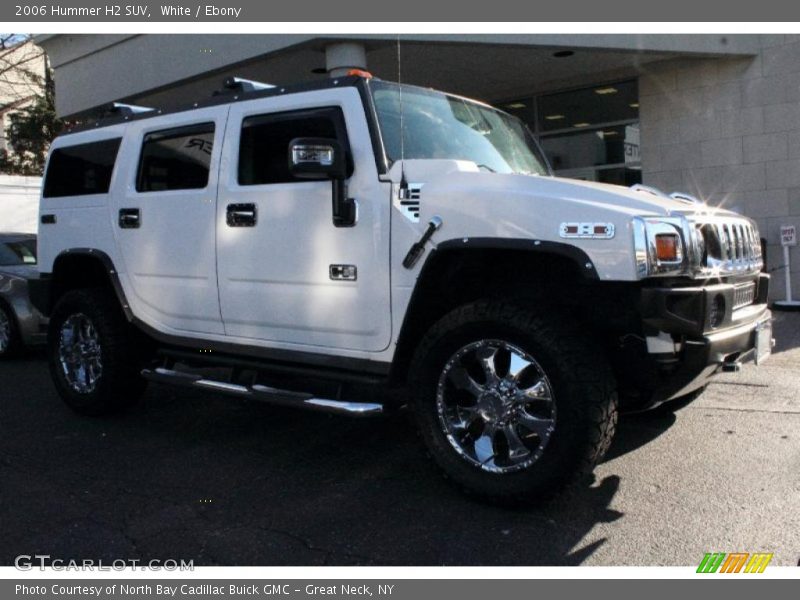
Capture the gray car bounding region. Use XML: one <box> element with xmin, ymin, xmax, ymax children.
<box><xmin>0</xmin><ymin>233</ymin><xmax>47</xmax><ymax>358</ymax></box>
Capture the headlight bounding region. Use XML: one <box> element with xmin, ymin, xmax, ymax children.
<box><xmin>633</xmin><ymin>217</ymin><xmax>692</xmax><ymax>277</ymax></box>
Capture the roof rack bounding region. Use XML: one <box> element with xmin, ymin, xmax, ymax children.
<box><xmin>217</xmin><ymin>77</ymin><xmax>276</xmax><ymax>95</ymax></box>
<box><xmin>61</xmin><ymin>75</ymin><xmax>370</xmax><ymax>137</ymax></box>
<box><xmin>103</xmin><ymin>102</ymin><xmax>156</xmax><ymax>117</ymax></box>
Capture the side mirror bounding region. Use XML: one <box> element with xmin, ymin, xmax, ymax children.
<box><xmin>288</xmin><ymin>137</ymin><xmax>346</xmax><ymax>180</ymax></box>
<box><xmin>288</xmin><ymin>137</ymin><xmax>355</xmax><ymax>227</ymax></box>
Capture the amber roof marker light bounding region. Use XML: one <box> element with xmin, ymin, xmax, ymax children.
<box><xmin>347</xmin><ymin>69</ymin><xmax>373</xmax><ymax>79</ymax></box>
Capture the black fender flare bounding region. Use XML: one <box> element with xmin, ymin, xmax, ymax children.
<box><xmin>32</xmin><ymin>248</ymin><xmax>132</xmax><ymax>320</ymax></box>
<box><xmin>433</xmin><ymin>237</ymin><xmax>599</xmax><ymax>279</ymax></box>
<box><xmin>389</xmin><ymin>237</ymin><xmax>599</xmax><ymax>382</ymax></box>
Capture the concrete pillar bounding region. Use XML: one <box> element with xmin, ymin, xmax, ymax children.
<box><xmin>325</xmin><ymin>42</ymin><xmax>367</xmax><ymax>77</ymax></box>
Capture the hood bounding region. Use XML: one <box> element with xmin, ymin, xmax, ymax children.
<box><xmin>388</xmin><ymin>160</ymin><xmax>739</xmax><ymax>220</ymax></box>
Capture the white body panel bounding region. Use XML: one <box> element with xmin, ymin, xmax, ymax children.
<box><xmin>216</xmin><ymin>88</ymin><xmax>392</xmax><ymax>352</ymax></box>
<box><xmin>38</xmin><ymin>125</ymin><xmax>127</xmax><ymax>279</ymax></box>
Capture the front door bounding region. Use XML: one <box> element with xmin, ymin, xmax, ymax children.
<box><xmin>217</xmin><ymin>90</ymin><xmax>391</xmax><ymax>352</ymax></box>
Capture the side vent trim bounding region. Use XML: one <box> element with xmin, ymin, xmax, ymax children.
<box><xmin>394</xmin><ymin>182</ymin><xmax>423</xmax><ymax>223</ymax></box>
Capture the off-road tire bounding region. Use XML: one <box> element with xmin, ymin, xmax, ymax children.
<box><xmin>409</xmin><ymin>300</ymin><xmax>618</xmax><ymax>504</ymax></box>
<box><xmin>48</xmin><ymin>288</ymin><xmax>147</xmax><ymax>416</ymax></box>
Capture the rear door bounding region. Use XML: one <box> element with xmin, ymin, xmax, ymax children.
<box><xmin>112</xmin><ymin>106</ymin><xmax>229</xmax><ymax>335</ymax></box>
<box><xmin>216</xmin><ymin>88</ymin><xmax>392</xmax><ymax>352</ymax></box>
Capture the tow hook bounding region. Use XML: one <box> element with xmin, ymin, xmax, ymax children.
<box><xmin>403</xmin><ymin>216</ymin><xmax>443</xmax><ymax>269</ymax></box>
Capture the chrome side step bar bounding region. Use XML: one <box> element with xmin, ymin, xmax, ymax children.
<box><xmin>141</xmin><ymin>368</ymin><xmax>383</xmax><ymax>417</ymax></box>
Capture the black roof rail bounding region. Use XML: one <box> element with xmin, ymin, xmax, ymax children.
<box><xmin>214</xmin><ymin>77</ymin><xmax>276</xmax><ymax>96</ymax></box>
<box><xmin>59</xmin><ymin>75</ymin><xmax>371</xmax><ymax>137</ymax></box>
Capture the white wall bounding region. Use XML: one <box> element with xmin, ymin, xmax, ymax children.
<box><xmin>0</xmin><ymin>175</ymin><xmax>41</xmax><ymax>234</ymax></box>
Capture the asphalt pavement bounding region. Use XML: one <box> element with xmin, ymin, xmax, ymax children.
<box><xmin>1</xmin><ymin>314</ymin><xmax>798</xmax><ymax>566</ymax></box>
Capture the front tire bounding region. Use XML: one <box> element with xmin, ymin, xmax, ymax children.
<box><xmin>48</xmin><ymin>288</ymin><xmax>147</xmax><ymax>416</ymax></box>
<box><xmin>409</xmin><ymin>300</ymin><xmax>618</xmax><ymax>503</ymax></box>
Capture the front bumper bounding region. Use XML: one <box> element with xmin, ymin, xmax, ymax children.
<box><xmin>649</xmin><ymin>309</ymin><xmax>772</xmax><ymax>403</ymax></box>
<box><xmin>637</xmin><ymin>273</ymin><xmax>771</xmax><ymax>405</ymax></box>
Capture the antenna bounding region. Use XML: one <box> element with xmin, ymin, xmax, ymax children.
<box><xmin>397</xmin><ymin>34</ymin><xmax>409</xmax><ymax>198</ymax></box>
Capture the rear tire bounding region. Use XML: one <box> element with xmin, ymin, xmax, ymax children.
<box><xmin>0</xmin><ymin>302</ymin><xmax>20</xmax><ymax>359</ymax></box>
<box><xmin>409</xmin><ymin>300</ymin><xmax>618</xmax><ymax>504</ymax></box>
<box><xmin>48</xmin><ymin>288</ymin><xmax>147</xmax><ymax>416</ymax></box>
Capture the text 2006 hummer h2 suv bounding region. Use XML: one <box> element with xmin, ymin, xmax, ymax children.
<box><xmin>31</xmin><ymin>74</ymin><xmax>773</xmax><ymax>502</ymax></box>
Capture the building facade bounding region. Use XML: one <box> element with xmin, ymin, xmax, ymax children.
<box><xmin>35</xmin><ymin>34</ymin><xmax>800</xmax><ymax>299</ymax></box>
<box><xmin>0</xmin><ymin>37</ymin><xmax>47</xmax><ymax>156</ymax></box>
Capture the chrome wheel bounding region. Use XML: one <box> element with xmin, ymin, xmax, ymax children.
<box><xmin>58</xmin><ymin>313</ymin><xmax>103</xmax><ymax>394</ymax></box>
<box><xmin>0</xmin><ymin>309</ymin><xmax>10</xmax><ymax>354</ymax></box>
<box><xmin>436</xmin><ymin>339</ymin><xmax>556</xmax><ymax>474</ymax></box>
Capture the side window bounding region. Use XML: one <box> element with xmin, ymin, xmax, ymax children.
<box><xmin>136</xmin><ymin>123</ymin><xmax>215</xmax><ymax>192</ymax></box>
<box><xmin>43</xmin><ymin>138</ymin><xmax>121</xmax><ymax>198</ymax></box>
<box><xmin>238</xmin><ymin>107</ymin><xmax>351</xmax><ymax>186</ymax></box>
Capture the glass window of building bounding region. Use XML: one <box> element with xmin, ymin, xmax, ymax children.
<box><xmin>504</xmin><ymin>80</ymin><xmax>641</xmax><ymax>186</ymax></box>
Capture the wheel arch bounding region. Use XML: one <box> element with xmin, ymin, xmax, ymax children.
<box><xmin>390</xmin><ymin>239</ymin><xmax>600</xmax><ymax>384</ymax></box>
<box><xmin>45</xmin><ymin>249</ymin><xmax>132</xmax><ymax>320</ymax></box>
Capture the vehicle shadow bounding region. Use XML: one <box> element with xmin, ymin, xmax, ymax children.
<box><xmin>604</xmin><ymin>405</ymin><xmax>679</xmax><ymax>462</ymax></box>
<box><xmin>0</xmin><ymin>358</ymin><xmax>638</xmax><ymax>567</ymax></box>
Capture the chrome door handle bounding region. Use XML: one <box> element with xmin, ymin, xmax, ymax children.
<box><xmin>119</xmin><ymin>208</ymin><xmax>140</xmax><ymax>229</ymax></box>
<box><xmin>227</xmin><ymin>203</ymin><xmax>257</xmax><ymax>227</ymax></box>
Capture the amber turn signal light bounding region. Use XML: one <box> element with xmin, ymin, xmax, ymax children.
<box><xmin>655</xmin><ymin>233</ymin><xmax>681</xmax><ymax>262</ymax></box>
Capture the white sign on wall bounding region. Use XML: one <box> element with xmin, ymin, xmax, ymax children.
<box><xmin>781</xmin><ymin>225</ymin><xmax>797</xmax><ymax>247</ymax></box>
<box><xmin>624</xmin><ymin>124</ymin><xmax>640</xmax><ymax>166</ymax></box>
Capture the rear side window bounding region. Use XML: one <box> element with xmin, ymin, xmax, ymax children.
<box><xmin>43</xmin><ymin>138</ymin><xmax>121</xmax><ymax>198</ymax></box>
<box><xmin>238</xmin><ymin>108</ymin><xmax>350</xmax><ymax>185</ymax></box>
<box><xmin>136</xmin><ymin>123</ymin><xmax>215</xmax><ymax>192</ymax></box>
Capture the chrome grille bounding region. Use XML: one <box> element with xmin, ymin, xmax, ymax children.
<box><xmin>733</xmin><ymin>282</ymin><xmax>757</xmax><ymax>310</ymax></box>
<box><xmin>694</xmin><ymin>217</ymin><xmax>762</xmax><ymax>276</ymax></box>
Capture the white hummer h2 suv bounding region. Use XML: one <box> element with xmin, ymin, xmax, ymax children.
<box><xmin>31</xmin><ymin>74</ymin><xmax>773</xmax><ymax>502</ymax></box>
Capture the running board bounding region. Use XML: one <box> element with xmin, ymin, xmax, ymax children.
<box><xmin>141</xmin><ymin>368</ymin><xmax>383</xmax><ymax>417</ymax></box>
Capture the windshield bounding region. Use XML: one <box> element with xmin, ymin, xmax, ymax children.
<box><xmin>0</xmin><ymin>240</ymin><xmax>37</xmax><ymax>266</ymax></box>
<box><xmin>371</xmin><ymin>82</ymin><xmax>550</xmax><ymax>176</ymax></box>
